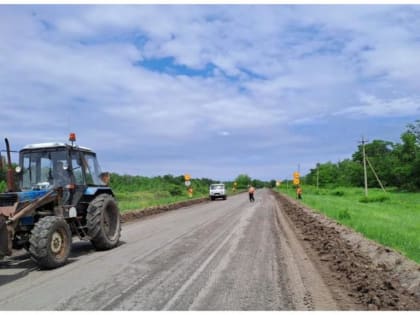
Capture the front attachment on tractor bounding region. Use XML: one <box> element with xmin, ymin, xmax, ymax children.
<box><xmin>0</xmin><ymin>215</ymin><xmax>10</xmax><ymax>258</ymax></box>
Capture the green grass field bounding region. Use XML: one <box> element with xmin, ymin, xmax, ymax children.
<box><xmin>115</xmin><ymin>190</ymin><xmax>209</xmax><ymax>213</ymax></box>
<box><xmin>278</xmin><ymin>185</ymin><xmax>420</xmax><ymax>264</ymax></box>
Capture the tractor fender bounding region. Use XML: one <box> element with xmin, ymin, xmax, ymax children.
<box><xmin>17</xmin><ymin>190</ymin><xmax>51</xmax><ymax>202</ymax></box>
<box><xmin>84</xmin><ymin>187</ymin><xmax>114</xmax><ymax>197</ymax></box>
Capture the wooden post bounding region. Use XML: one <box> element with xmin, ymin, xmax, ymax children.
<box><xmin>360</xmin><ymin>137</ymin><xmax>368</xmax><ymax>197</ymax></box>
<box><xmin>316</xmin><ymin>163</ymin><xmax>319</xmax><ymax>191</ymax></box>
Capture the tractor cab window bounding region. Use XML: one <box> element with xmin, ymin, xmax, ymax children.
<box><xmin>70</xmin><ymin>153</ymin><xmax>84</xmax><ymax>185</ymax></box>
<box><xmin>21</xmin><ymin>150</ymin><xmax>70</xmax><ymax>190</ymax></box>
<box><xmin>53</xmin><ymin>160</ymin><xmax>70</xmax><ymax>188</ymax></box>
<box><xmin>83</xmin><ymin>153</ymin><xmax>104</xmax><ymax>186</ymax></box>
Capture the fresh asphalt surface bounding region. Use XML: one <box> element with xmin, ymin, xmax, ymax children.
<box><xmin>0</xmin><ymin>189</ymin><xmax>338</xmax><ymax>310</ymax></box>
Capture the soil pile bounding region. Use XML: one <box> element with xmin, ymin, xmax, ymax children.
<box><xmin>272</xmin><ymin>191</ymin><xmax>420</xmax><ymax>310</ymax></box>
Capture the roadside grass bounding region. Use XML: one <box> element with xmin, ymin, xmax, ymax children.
<box><xmin>115</xmin><ymin>188</ymin><xmax>247</xmax><ymax>213</ymax></box>
<box><xmin>278</xmin><ymin>186</ymin><xmax>420</xmax><ymax>264</ymax></box>
<box><xmin>115</xmin><ymin>190</ymin><xmax>209</xmax><ymax>213</ymax></box>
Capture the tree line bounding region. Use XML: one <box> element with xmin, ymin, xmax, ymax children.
<box><xmin>304</xmin><ymin>120</ymin><xmax>420</xmax><ymax>191</ymax></box>
<box><xmin>0</xmin><ymin>168</ymin><xmax>274</xmax><ymax>195</ymax></box>
<box><xmin>109</xmin><ymin>173</ymin><xmax>215</xmax><ymax>196</ymax></box>
<box><xmin>110</xmin><ymin>173</ymin><xmax>274</xmax><ymax>196</ymax></box>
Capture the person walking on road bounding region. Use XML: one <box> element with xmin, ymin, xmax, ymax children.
<box><xmin>296</xmin><ymin>185</ymin><xmax>302</xmax><ymax>199</ymax></box>
<box><xmin>248</xmin><ymin>185</ymin><xmax>256</xmax><ymax>202</ymax></box>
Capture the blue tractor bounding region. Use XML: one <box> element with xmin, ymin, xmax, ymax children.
<box><xmin>0</xmin><ymin>134</ymin><xmax>121</xmax><ymax>269</ymax></box>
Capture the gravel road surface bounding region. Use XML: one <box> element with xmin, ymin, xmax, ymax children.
<box><xmin>0</xmin><ymin>189</ymin><xmax>374</xmax><ymax>310</ymax></box>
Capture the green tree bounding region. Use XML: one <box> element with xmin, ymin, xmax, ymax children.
<box><xmin>305</xmin><ymin>162</ymin><xmax>339</xmax><ymax>187</ymax></box>
<box><xmin>251</xmin><ymin>179</ymin><xmax>265</xmax><ymax>188</ymax></box>
<box><xmin>352</xmin><ymin>140</ymin><xmax>396</xmax><ymax>188</ymax></box>
<box><xmin>318</xmin><ymin>162</ymin><xmax>339</xmax><ymax>187</ymax></box>
<box><xmin>407</xmin><ymin>119</ymin><xmax>420</xmax><ymax>145</ymax></box>
<box><xmin>234</xmin><ymin>174</ymin><xmax>251</xmax><ymax>189</ymax></box>
<box><xmin>392</xmin><ymin>131</ymin><xmax>419</xmax><ymax>190</ymax></box>
<box><xmin>305</xmin><ymin>120</ymin><xmax>420</xmax><ymax>191</ymax></box>
<box><xmin>337</xmin><ymin>159</ymin><xmax>362</xmax><ymax>187</ymax></box>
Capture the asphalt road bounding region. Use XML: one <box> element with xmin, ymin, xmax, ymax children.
<box><xmin>0</xmin><ymin>189</ymin><xmax>339</xmax><ymax>310</ymax></box>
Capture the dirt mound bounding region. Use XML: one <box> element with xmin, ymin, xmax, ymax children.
<box><xmin>272</xmin><ymin>191</ymin><xmax>420</xmax><ymax>310</ymax></box>
<box><xmin>121</xmin><ymin>197</ymin><xmax>209</xmax><ymax>222</ymax></box>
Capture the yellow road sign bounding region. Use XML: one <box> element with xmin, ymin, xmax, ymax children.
<box><xmin>184</xmin><ymin>174</ymin><xmax>191</xmax><ymax>181</ymax></box>
<box><xmin>293</xmin><ymin>178</ymin><xmax>300</xmax><ymax>185</ymax></box>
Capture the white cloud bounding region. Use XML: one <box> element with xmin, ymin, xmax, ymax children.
<box><xmin>335</xmin><ymin>93</ymin><xmax>420</xmax><ymax>117</ymax></box>
<box><xmin>1</xmin><ymin>5</ymin><xmax>420</xmax><ymax>179</ymax></box>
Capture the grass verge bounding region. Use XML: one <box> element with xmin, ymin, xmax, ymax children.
<box><xmin>115</xmin><ymin>190</ymin><xmax>209</xmax><ymax>213</ymax></box>
<box><xmin>277</xmin><ymin>185</ymin><xmax>420</xmax><ymax>264</ymax></box>
<box><xmin>115</xmin><ymin>189</ymin><xmax>245</xmax><ymax>213</ymax></box>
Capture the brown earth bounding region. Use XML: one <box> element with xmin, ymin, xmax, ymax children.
<box><xmin>271</xmin><ymin>190</ymin><xmax>420</xmax><ymax>311</ymax></box>
<box><xmin>121</xmin><ymin>197</ymin><xmax>210</xmax><ymax>222</ymax></box>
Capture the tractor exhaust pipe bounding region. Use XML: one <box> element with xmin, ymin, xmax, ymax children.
<box><xmin>4</xmin><ymin>138</ymin><xmax>15</xmax><ymax>192</ymax></box>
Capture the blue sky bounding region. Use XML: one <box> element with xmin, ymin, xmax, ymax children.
<box><xmin>1</xmin><ymin>5</ymin><xmax>420</xmax><ymax>181</ymax></box>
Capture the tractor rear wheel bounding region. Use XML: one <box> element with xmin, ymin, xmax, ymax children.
<box><xmin>86</xmin><ymin>194</ymin><xmax>121</xmax><ymax>250</ymax></box>
<box><xmin>29</xmin><ymin>216</ymin><xmax>72</xmax><ymax>269</ymax></box>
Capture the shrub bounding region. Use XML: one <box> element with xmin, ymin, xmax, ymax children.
<box><xmin>359</xmin><ymin>195</ymin><xmax>390</xmax><ymax>203</ymax></box>
<box><xmin>169</xmin><ymin>185</ymin><xmax>184</xmax><ymax>196</ymax></box>
<box><xmin>338</xmin><ymin>209</ymin><xmax>351</xmax><ymax>220</ymax></box>
<box><xmin>313</xmin><ymin>189</ymin><xmax>329</xmax><ymax>195</ymax></box>
<box><xmin>331</xmin><ymin>190</ymin><xmax>345</xmax><ymax>197</ymax></box>
<box><xmin>154</xmin><ymin>191</ymin><xmax>171</xmax><ymax>199</ymax></box>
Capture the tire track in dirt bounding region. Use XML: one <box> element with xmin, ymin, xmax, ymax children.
<box><xmin>270</xmin><ymin>194</ymin><xmax>343</xmax><ymax>310</ymax></box>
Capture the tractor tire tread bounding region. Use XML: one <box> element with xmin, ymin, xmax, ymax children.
<box><xmin>86</xmin><ymin>194</ymin><xmax>121</xmax><ymax>251</ymax></box>
<box><xmin>29</xmin><ymin>216</ymin><xmax>71</xmax><ymax>269</ymax></box>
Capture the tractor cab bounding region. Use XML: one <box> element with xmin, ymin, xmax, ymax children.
<box><xmin>17</xmin><ymin>142</ymin><xmax>108</xmax><ymax>206</ymax></box>
<box><xmin>19</xmin><ymin>143</ymin><xmax>105</xmax><ymax>188</ymax></box>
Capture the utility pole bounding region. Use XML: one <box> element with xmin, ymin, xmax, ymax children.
<box><xmin>316</xmin><ymin>163</ymin><xmax>320</xmax><ymax>191</ymax></box>
<box><xmin>359</xmin><ymin>137</ymin><xmax>368</xmax><ymax>197</ymax></box>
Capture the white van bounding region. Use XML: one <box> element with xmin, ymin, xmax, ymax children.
<box><xmin>209</xmin><ymin>183</ymin><xmax>227</xmax><ymax>200</ymax></box>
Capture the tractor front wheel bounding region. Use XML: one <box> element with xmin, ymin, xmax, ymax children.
<box><xmin>29</xmin><ymin>216</ymin><xmax>72</xmax><ymax>269</ymax></box>
<box><xmin>86</xmin><ymin>194</ymin><xmax>121</xmax><ymax>250</ymax></box>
